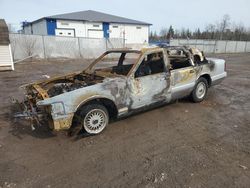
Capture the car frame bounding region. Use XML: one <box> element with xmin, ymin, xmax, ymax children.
<box><xmin>14</xmin><ymin>47</ymin><xmax>227</xmax><ymax>135</ymax></box>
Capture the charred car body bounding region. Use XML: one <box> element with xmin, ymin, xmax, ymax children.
<box><xmin>15</xmin><ymin>47</ymin><xmax>227</xmax><ymax>135</ymax></box>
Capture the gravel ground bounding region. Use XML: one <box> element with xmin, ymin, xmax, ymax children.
<box><xmin>0</xmin><ymin>53</ymin><xmax>250</xmax><ymax>188</ymax></box>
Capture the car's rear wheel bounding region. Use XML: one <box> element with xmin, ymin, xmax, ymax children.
<box><xmin>70</xmin><ymin>104</ymin><xmax>109</xmax><ymax>136</ymax></box>
<box><xmin>191</xmin><ymin>77</ymin><xmax>208</xmax><ymax>103</ymax></box>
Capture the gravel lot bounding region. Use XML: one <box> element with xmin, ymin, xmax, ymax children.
<box><xmin>0</xmin><ymin>53</ymin><xmax>250</xmax><ymax>188</ymax></box>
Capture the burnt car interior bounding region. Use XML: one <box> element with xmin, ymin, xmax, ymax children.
<box><xmin>111</xmin><ymin>53</ymin><xmax>135</xmax><ymax>75</ymax></box>
<box><xmin>93</xmin><ymin>51</ymin><xmax>141</xmax><ymax>76</ymax></box>
<box><xmin>167</xmin><ymin>48</ymin><xmax>193</xmax><ymax>70</ymax></box>
<box><xmin>164</xmin><ymin>47</ymin><xmax>208</xmax><ymax>70</ymax></box>
<box><xmin>135</xmin><ymin>52</ymin><xmax>166</xmax><ymax>77</ymax></box>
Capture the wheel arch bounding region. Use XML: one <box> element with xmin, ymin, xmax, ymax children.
<box><xmin>74</xmin><ymin>96</ymin><xmax>118</xmax><ymax>122</ymax></box>
<box><xmin>199</xmin><ymin>74</ymin><xmax>212</xmax><ymax>87</ymax></box>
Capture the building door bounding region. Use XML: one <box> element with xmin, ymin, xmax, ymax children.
<box><xmin>46</xmin><ymin>19</ymin><xmax>56</xmax><ymax>35</ymax></box>
<box><xmin>103</xmin><ymin>22</ymin><xmax>110</xmax><ymax>38</ymax></box>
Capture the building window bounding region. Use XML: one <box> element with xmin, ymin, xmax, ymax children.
<box><xmin>113</xmin><ymin>25</ymin><xmax>119</xmax><ymax>28</ymax></box>
<box><xmin>93</xmin><ymin>24</ymin><xmax>100</xmax><ymax>28</ymax></box>
<box><xmin>136</xmin><ymin>26</ymin><xmax>142</xmax><ymax>29</ymax></box>
<box><xmin>61</xmin><ymin>22</ymin><xmax>69</xmax><ymax>26</ymax></box>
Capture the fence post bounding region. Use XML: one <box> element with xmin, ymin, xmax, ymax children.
<box><xmin>213</xmin><ymin>40</ymin><xmax>217</xmax><ymax>53</ymax></box>
<box><xmin>123</xmin><ymin>38</ymin><xmax>125</xmax><ymax>48</ymax></box>
<box><xmin>224</xmin><ymin>40</ymin><xmax>228</xmax><ymax>53</ymax></box>
<box><xmin>235</xmin><ymin>41</ymin><xmax>238</xmax><ymax>53</ymax></box>
<box><xmin>244</xmin><ymin>41</ymin><xmax>247</xmax><ymax>53</ymax></box>
<box><xmin>105</xmin><ymin>38</ymin><xmax>108</xmax><ymax>51</ymax></box>
<box><xmin>42</xmin><ymin>35</ymin><xmax>46</xmax><ymax>60</ymax></box>
<box><xmin>202</xmin><ymin>39</ymin><xmax>205</xmax><ymax>51</ymax></box>
<box><xmin>78</xmin><ymin>37</ymin><xmax>82</xmax><ymax>58</ymax></box>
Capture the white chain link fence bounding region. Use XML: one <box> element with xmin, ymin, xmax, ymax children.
<box><xmin>9</xmin><ymin>34</ymin><xmax>125</xmax><ymax>61</ymax></box>
<box><xmin>9</xmin><ymin>34</ymin><xmax>250</xmax><ymax>61</ymax></box>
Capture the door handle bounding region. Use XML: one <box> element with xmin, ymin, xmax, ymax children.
<box><xmin>190</xmin><ymin>70</ymin><xmax>195</xmax><ymax>73</ymax></box>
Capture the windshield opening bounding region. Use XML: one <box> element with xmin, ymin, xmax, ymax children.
<box><xmin>87</xmin><ymin>51</ymin><xmax>141</xmax><ymax>76</ymax></box>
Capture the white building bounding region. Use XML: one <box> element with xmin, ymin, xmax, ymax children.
<box><xmin>0</xmin><ymin>19</ymin><xmax>14</xmax><ymax>71</ymax></box>
<box><xmin>23</xmin><ymin>10</ymin><xmax>151</xmax><ymax>44</ymax></box>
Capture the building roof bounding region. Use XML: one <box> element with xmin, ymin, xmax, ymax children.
<box><xmin>0</xmin><ymin>19</ymin><xmax>10</xmax><ymax>45</ymax></box>
<box><xmin>43</xmin><ymin>10</ymin><xmax>151</xmax><ymax>25</ymax></box>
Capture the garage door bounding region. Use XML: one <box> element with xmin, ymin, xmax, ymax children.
<box><xmin>88</xmin><ymin>30</ymin><xmax>103</xmax><ymax>39</ymax></box>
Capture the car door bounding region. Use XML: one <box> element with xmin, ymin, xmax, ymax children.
<box><xmin>128</xmin><ymin>50</ymin><xmax>171</xmax><ymax>109</ymax></box>
<box><xmin>170</xmin><ymin>64</ymin><xmax>196</xmax><ymax>100</ymax></box>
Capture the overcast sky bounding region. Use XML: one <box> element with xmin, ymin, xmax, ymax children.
<box><xmin>1</xmin><ymin>0</ymin><xmax>249</xmax><ymax>32</ymax></box>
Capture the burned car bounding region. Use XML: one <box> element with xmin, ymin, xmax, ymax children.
<box><xmin>15</xmin><ymin>47</ymin><xmax>227</xmax><ymax>135</ymax></box>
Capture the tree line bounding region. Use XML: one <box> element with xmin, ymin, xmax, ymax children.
<box><xmin>150</xmin><ymin>15</ymin><xmax>250</xmax><ymax>42</ymax></box>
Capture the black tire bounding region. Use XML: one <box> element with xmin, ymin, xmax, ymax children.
<box><xmin>69</xmin><ymin>104</ymin><xmax>109</xmax><ymax>136</ymax></box>
<box><xmin>191</xmin><ymin>77</ymin><xmax>208</xmax><ymax>103</ymax></box>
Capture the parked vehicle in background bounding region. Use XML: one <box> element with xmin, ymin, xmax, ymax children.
<box><xmin>14</xmin><ymin>46</ymin><xmax>227</xmax><ymax>135</ymax></box>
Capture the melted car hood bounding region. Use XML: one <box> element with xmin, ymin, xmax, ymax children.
<box><xmin>25</xmin><ymin>72</ymin><xmax>106</xmax><ymax>99</ymax></box>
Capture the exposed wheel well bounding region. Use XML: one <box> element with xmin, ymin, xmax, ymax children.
<box><xmin>75</xmin><ymin>98</ymin><xmax>118</xmax><ymax>121</ymax></box>
<box><xmin>200</xmin><ymin>74</ymin><xmax>212</xmax><ymax>87</ymax></box>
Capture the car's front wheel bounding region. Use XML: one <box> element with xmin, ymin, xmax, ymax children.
<box><xmin>70</xmin><ymin>104</ymin><xmax>109</xmax><ymax>136</ymax></box>
<box><xmin>191</xmin><ymin>77</ymin><xmax>208</xmax><ymax>103</ymax></box>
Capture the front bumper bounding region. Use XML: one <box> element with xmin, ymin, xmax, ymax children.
<box><xmin>51</xmin><ymin>114</ymin><xmax>75</xmax><ymax>131</ymax></box>
<box><xmin>12</xmin><ymin>97</ymin><xmax>74</xmax><ymax>131</ymax></box>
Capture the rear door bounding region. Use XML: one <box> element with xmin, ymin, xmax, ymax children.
<box><xmin>170</xmin><ymin>65</ymin><xmax>196</xmax><ymax>99</ymax></box>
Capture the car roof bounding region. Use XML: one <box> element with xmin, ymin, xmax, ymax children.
<box><xmin>106</xmin><ymin>47</ymin><xmax>162</xmax><ymax>54</ymax></box>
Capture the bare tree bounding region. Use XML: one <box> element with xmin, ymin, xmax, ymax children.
<box><xmin>22</xmin><ymin>35</ymin><xmax>37</xmax><ymax>60</ymax></box>
<box><xmin>204</xmin><ymin>24</ymin><xmax>216</xmax><ymax>39</ymax></box>
<box><xmin>232</xmin><ymin>23</ymin><xmax>245</xmax><ymax>41</ymax></box>
<box><xmin>159</xmin><ymin>28</ymin><xmax>168</xmax><ymax>39</ymax></box>
<box><xmin>151</xmin><ymin>14</ymin><xmax>250</xmax><ymax>42</ymax></box>
<box><xmin>219</xmin><ymin>14</ymin><xmax>231</xmax><ymax>40</ymax></box>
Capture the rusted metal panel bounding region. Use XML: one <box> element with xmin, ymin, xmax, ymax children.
<box><xmin>33</xmin><ymin>84</ymin><xmax>49</xmax><ymax>99</ymax></box>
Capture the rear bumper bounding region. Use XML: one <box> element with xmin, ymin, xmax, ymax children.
<box><xmin>211</xmin><ymin>72</ymin><xmax>227</xmax><ymax>86</ymax></box>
